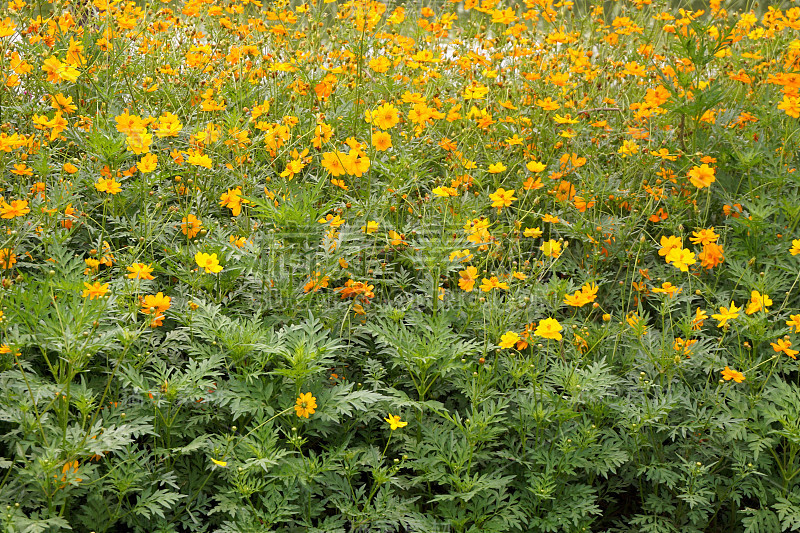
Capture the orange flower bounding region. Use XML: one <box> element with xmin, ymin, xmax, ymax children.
<box><xmin>691</xmin><ymin>308</ymin><xmax>708</xmax><ymax>330</ymax></box>
<box><xmin>219</xmin><ymin>187</ymin><xmax>249</xmax><ymax>216</ymax></box>
<box><xmin>687</xmin><ymin>164</ymin><xmax>716</xmax><ymax>189</ymax></box>
<box><xmin>458</xmin><ymin>266</ymin><xmax>478</xmax><ymax>292</ymax></box>
<box><xmin>698</xmin><ymin>242</ymin><xmax>724</xmax><ymax>269</ymax></box>
<box><xmin>786</xmin><ymin>314</ymin><xmax>800</xmax><ymax>333</ymax></box>
<box><xmin>0</xmin><ymin>248</ymin><xmax>16</xmax><ymax>269</ymax></box>
<box><xmin>371</xmin><ymin>103</ymin><xmax>400</xmax><ymax>130</ymax></box>
<box><xmin>372</xmin><ymin>131</ymin><xmax>392</xmax><ymax>151</ymax></box>
<box><xmin>181</xmin><ymin>214</ymin><xmax>203</xmax><ymax>239</ymax></box>
<box><xmin>480</xmin><ymin>276</ymin><xmax>509</xmax><ymax>292</ymax></box>
<box><xmin>0</xmin><ymin>199</ymin><xmax>30</xmax><ymax>218</ymax></box>
<box><xmin>771</xmin><ymin>338</ymin><xmax>799</xmax><ymax>359</ymax></box>
<box><xmin>294</xmin><ymin>392</ymin><xmax>317</xmax><ymax>418</ymax></box>
<box><xmin>82</xmin><ymin>281</ymin><xmax>109</xmax><ymax>300</ymax></box>
<box><xmin>303</xmin><ymin>271</ymin><xmax>329</xmax><ymax>293</ymax></box>
<box><xmin>721</xmin><ymin>366</ymin><xmax>745</xmax><ymax>383</ymax></box>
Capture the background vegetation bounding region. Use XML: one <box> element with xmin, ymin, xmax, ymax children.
<box><xmin>1</xmin><ymin>0</ymin><xmax>800</xmax><ymax>531</ymax></box>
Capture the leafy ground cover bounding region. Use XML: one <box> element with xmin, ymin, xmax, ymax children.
<box><xmin>2</xmin><ymin>0</ymin><xmax>800</xmax><ymax>531</ymax></box>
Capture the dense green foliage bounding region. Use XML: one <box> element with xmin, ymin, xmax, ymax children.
<box><xmin>2</xmin><ymin>0</ymin><xmax>800</xmax><ymax>531</ymax></box>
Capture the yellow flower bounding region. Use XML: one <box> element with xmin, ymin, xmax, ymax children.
<box><xmin>137</xmin><ymin>153</ymin><xmax>158</xmax><ymax>173</ymax></box>
<box><xmin>186</xmin><ymin>150</ymin><xmax>213</xmax><ymax>169</ymax></box>
<box><xmin>525</xmin><ymin>161</ymin><xmax>547</xmax><ymax>176</ymax></box>
<box><xmin>433</xmin><ymin>186</ymin><xmax>458</xmax><ymax>198</ymax></box>
<box><xmin>295</xmin><ymin>392</ymin><xmax>317</xmax><ymax>418</ymax></box>
<box><xmin>195</xmin><ymin>252</ymin><xmax>223</xmax><ymax>274</ymax></box>
<box><xmin>127</xmin><ymin>262</ymin><xmax>155</xmax><ymax>280</ymax></box>
<box><xmin>665</xmin><ymin>247</ymin><xmax>696</xmax><ymax>272</ymax></box>
<box><xmin>711</xmin><ymin>301</ymin><xmax>740</xmax><ymax>328</ymax></box>
<box><xmin>140</xmin><ymin>292</ymin><xmax>171</xmax><ymax>327</ymax></box>
<box><xmin>499</xmin><ymin>331</ymin><xmax>520</xmax><ymax>349</ymax></box>
<box><xmin>126</xmin><ymin>132</ymin><xmax>152</xmax><ymax>155</ymax></box>
<box><xmin>487</xmin><ymin>162</ymin><xmax>507</xmax><ymax>173</ymax></box>
<box><xmin>361</xmin><ymin>221</ymin><xmax>379</xmax><ymax>234</ymax></box>
<box><xmin>42</xmin><ymin>56</ymin><xmax>80</xmax><ymax>83</ymax></box>
<box><xmin>384</xmin><ymin>414</ymin><xmax>408</xmax><ymax>430</ymax></box>
<box><xmin>371</xmin><ymin>103</ymin><xmax>400</xmax><ymax>130</ymax></box>
<box><xmin>210</xmin><ymin>458</ymin><xmax>227</xmax><ymax>467</ymax></box>
<box><xmin>778</xmin><ymin>95</ymin><xmax>800</xmax><ymax>118</ymax></box>
<box><xmin>745</xmin><ymin>290</ymin><xmax>772</xmax><ymax>315</ymax></box>
<box><xmin>652</xmin><ymin>282</ymin><xmax>681</xmax><ymax>298</ymax></box>
<box><xmin>618</xmin><ymin>139</ymin><xmax>639</xmax><ymax>156</ymax></box>
<box><xmin>489</xmin><ymin>187</ymin><xmax>516</xmax><ymax>209</ymax></box>
<box><xmin>658</xmin><ymin>235</ymin><xmax>682</xmax><ymax>257</ymax></box>
<box><xmin>564</xmin><ymin>283</ymin><xmax>598</xmax><ymax>307</ymax></box>
<box><xmin>94</xmin><ymin>178</ymin><xmax>122</xmax><ymax>195</ymax></box>
<box><xmin>540</xmin><ymin>239</ymin><xmax>562</xmax><ymax>258</ymax></box>
<box><xmin>449</xmin><ymin>249</ymin><xmax>473</xmax><ymax>262</ymax></box>
<box><xmin>786</xmin><ymin>314</ymin><xmax>800</xmax><ymax>333</ymax></box>
<box><xmin>534</xmin><ymin>318</ymin><xmax>563</xmax><ymax>340</ymax></box>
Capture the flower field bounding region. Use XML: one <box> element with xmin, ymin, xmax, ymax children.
<box><xmin>2</xmin><ymin>0</ymin><xmax>800</xmax><ymax>530</ymax></box>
